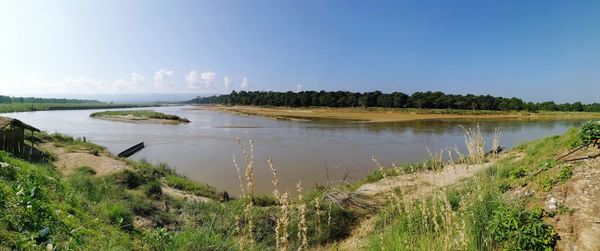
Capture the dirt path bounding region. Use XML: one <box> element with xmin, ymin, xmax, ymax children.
<box><xmin>41</xmin><ymin>143</ymin><xmax>128</xmax><ymax>176</ymax></box>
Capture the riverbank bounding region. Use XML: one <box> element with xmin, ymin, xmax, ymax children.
<box><xmin>90</xmin><ymin>110</ymin><xmax>190</xmax><ymax>124</ymax></box>
<box><xmin>198</xmin><ymin>105</ymin><xmax>600</xmax><ymax>123</ymax></box>
<box><xmin>0</xmin><ymin>102</ymin><xmax>161</xmax><ymax>114</ymax></box>
<box><xmin>1</xmin><ymin>122</ymin><xmax>599</xmax><ymax>250</ymax></box>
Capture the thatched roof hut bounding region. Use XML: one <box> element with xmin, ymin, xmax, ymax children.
<box><xmin>0</xmin><ymin>116</ymin><xmax>40</xmax><ymax>132</ymax></box>
<box><xmin>0</xmin><ymin>116</ymin><xmax>40</xmax><ymax>153</ymax></box>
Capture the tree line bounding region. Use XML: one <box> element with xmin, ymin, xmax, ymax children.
<box><xmin>190</xmin><ymin>90</ymin><xmax>600</xmax><ymax>112</ymax></box>
<box><xmin>0</xmin><ymin>95</ymin><xmax>100</xmax><ymax>104</ymax></box>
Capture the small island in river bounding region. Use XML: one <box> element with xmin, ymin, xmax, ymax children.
<box><xmin>90</xmin><ymin>110</ymin><xmax>190</xmax><ymax>124</ymax></box>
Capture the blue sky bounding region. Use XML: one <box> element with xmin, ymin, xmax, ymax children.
<box><xmin>0</xmin><ymin>0</ymin><xmax>599</xmax><ymax>103</ymax></box>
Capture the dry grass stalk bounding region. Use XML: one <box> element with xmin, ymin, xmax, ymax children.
<box><xmin>278</xmin><ymin>192</ymin><xmax>291</xmax><ymax>251</ymax></box>
<box><xmin>461</xmin><ymin>124</ymin><xmax>485</xmax><ymax>164</ymax></box>
<box><xmin>492</xmin><ymin>127</ymin><xmax>502</xmax><ymax>158</ymax></box>
<box><xmin>372</xmin><ymin>155</ymin><xmax>387</xmax><ymax>179</ymax></box>
<box><xmin>296</xmin><ymin>182</ymin><xmax>308</xmax><ymax>250</ymax></box>
<box><xmin>233</xmin><ymin>155</ymin><xmax>246</xmax><ymax>195</ymax></box>
<box><xmin>314</xmin><ymin>197</ymin><xmax>322</xmax><ymax>233</ymax></box>
<box><xmin>236</xmin><ymin>138</ymin><xmax>256</xmax><ymax>248</ymax></box>
<box><xmin>268</xmin><ymin>157</ymin><xmax>280</xmax><ymax>198</ymax></box>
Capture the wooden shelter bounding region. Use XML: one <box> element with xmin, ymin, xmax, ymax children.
<box><xmin>0</xmin><ymin>116</ymin><xmax>40</xmax><ymax>153</ymax></box>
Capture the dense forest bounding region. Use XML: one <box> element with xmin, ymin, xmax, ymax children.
<box><xmin>0</xmin><ymin>95</ymin><xmax>100</xmax><ymax>104</ymax></box>
<box><xmin>190</xmin><ymin>91</ymin><xmax>600</xmax><ymax>112</ymax></box>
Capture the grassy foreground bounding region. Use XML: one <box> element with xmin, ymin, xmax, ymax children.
<box><xmin>0</xmin><ymin>122</ymin><xmax>597</xmax><ymax>250</ymax></box>
<box><xmin>203</xmin><ymin>105</ymin><xmax>600</xmax><ymax>122</ymax></box>
<box><xmin>90</xmin><ymin>110</ymin><xmax>190</xmax><ymax>123</ymax></box>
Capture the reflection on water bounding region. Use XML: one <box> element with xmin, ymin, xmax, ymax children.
<box><xmin>5</xmin><ymin>106</ymin><xmax>586</xmax><ymax>195</ymax></box>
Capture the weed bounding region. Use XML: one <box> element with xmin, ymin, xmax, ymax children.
<box><xmin>558</xmin><ymin>165</ymin><xmax>573</xmax><ymax>182</ymax></box>
<box><xmin>509</xmin><ymin>166</ymin><xmax>526</xmax><ymax>179</ymax></box>
<box><xmin>143</xmin><ymin>179</ymin><xmax>163</xmax><ymax>198</ymax></box>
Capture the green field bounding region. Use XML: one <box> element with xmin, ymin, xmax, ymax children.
<box><xmin>0</xmin><ymin>103</ymin><xmax>159</xmax><ymax>114</ymax></box>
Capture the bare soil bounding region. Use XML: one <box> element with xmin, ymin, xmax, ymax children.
<box><xmin>41</xmin><ymin>143</ymin><xmax>128</xmax><ymax>176</ymax></box>
<box><xmin>199</xmin><ymin>105</ymin><xmax>600</xmax><ymax>123</ymax></box>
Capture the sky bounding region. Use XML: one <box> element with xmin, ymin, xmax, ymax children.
<box><xmin>0</xmin><ymin>0</ymin><xmax>599</xmax><ymax>103</ymax></box>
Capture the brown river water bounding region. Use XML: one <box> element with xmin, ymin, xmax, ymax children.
<box><xmin>5</xmin><ymin>106</ymin><xmax>586</xmax><ymax>195</ymax></box>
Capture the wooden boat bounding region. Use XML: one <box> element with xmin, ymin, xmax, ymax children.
<box><xmin>118</xmin><ymin>142</ymin><xmax>145</xmax><ymax>158</ymax></box>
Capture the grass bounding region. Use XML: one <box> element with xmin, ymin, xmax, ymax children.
<box><xmin>165</xmin><ymin>174</ymin><xmax>218</xmax><ymax>199</ymax></box>
<box><xmin>90</xmin><ymin>110</ymin><xmax>190</xmax><ymax>123</ymax></box>
<box><xmin>0</xmin><ymin>102</ymin><xmax>159</xmax><ymax>114</ymax></box>
<box><xmin>0</xmin><ymin>121</ymin><xmax>595</xmax><ymax>250</ymax></box>
<box><xmin>362</xmin><ymin>125</ymin><xmax>591</xmax><ymax>250</ymax></box>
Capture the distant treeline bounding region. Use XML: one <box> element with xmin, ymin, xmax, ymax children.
<box><xmin>190</xmin><ymin>91</ymin><xmax>600</xmax><ymax>112</ymax></box>
<box><xmin>0</xmin><ymin>95</ymin><xmax>160</xmax><ymax>113</ymax></box>
<box><xmin>0</xmin><ymin>95</ymin><xmax>100</xmax><ymax>104</ymax></box>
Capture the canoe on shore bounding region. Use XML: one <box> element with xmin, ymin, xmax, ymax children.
<box><xmin>118</xmin><ymin>142</ymin><xmax>145</xmax><ymax>158</ymax></box>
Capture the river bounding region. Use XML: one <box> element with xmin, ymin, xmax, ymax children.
<box><xmin>4</xmin><ymin>106</ymin><xmax>586</xmax><ymax>195</ymax></box>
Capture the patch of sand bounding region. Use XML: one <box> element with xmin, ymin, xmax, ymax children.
<box><xmin>199</xmin><ymin>105</ymin><xmax>600</xmax><ymax>123</ymax></box>
<box><xmin>92</xmin><ymin>115</ymin><xmax>184</xmax><ymax>124</ymax></box>
<box><xmin>161</xmin><ymin>183</ymin><xmax>211</xmax><ymax>203</ymax></box>
<box><xmin>41</xmin><ymin>143</ymin><xmax>128</xmax><ymax>176</ymax></box>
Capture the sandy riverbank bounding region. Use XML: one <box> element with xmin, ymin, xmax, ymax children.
<box><xmin>194</xmin><ymin>105</ymin><xmax>600</xmax><ymax>123</ymax></box>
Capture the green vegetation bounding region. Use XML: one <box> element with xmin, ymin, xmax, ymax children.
<box><xmin>191</xmin><ymin>90</ymin><xmax>600</xmax><ymax>112</ymax></box>
<box><xmin>90</xmin><ymin>110</ymin><xmax>190</xmax><ymax>123</ymax></box>
<box><xmin>578</xmin><ymin>121</ymin><xmax>600</xmax><ymax>145</ymax></box>
<box><xmin>165</xmin><ymin>174</ymin><xmax>217</xmax><ymax>199</ymax></box>
<box><xmin>1</xmin><ymin>121</ymin><xmax>596</xmax><ymax>250</ymax></box>
<box><xmin>362</xmin><ymin>123</ymin><xmax>596</xmax><ymax>250</ymax></box>
<box><xmin>0</xmin><ymin>95</ymin><xmax>159</xmax><ymax>113</ymax></box>
<box><xmin>0</xmin><ymin>132</ymin><xmax>354</xmax><ymax>250</ymax></box>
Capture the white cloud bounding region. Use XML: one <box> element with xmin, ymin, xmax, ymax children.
<box><xmin>240</xmin><ymin>77</ymin><xmax>248</xmax><ymax>89</ymax></box>
<box><xmin>224</xmin><ymin>76</ymin><xmax>232</xmax><ymax>89</ymax></box>
<box><xmin>131</xmin><ymin>73</ymin><xmax>145</xmax><ymax>84</ymax></box>
<box><xmin>113</xmin><ymin>73</ymin><xmax>146</xmax><ymax>91</ymax></box>
<box><xmin>296</xmin><ymin>84</ymin><xmax>303</xmax><ymax>92</ymax></box>
<box><xmin>186</xmin><ymin>70</ymin><xmax>216</xmax><ymax>89</ymax></box>
<box><xmin>153</xmin><ymin>69</ymin><xmax>176</xmax><ymax>89</ymax></box>
<box><xmin>62</xmin><ymin>76</ymin><xmax>104</xmax><ymax>89</ymax></box>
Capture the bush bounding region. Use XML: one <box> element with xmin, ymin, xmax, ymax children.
<box><xmin>539</xmin><ymin>177</ymin><xmax>556</xmax><ymax>192</ymax></box>
<box><xmin>579</xmin><ymin>121</ymin><xmax>600</xmax><ymax>145</ymax></box>
<box><xmin>559</xmin><ymin>165</ymin><xmax>573</xmax><ymax>182</ymax></box>
<box><xmin>509</xmin><ymin>166</ymin><xmax>526</xmax><ymax>179</ymax></box>
<box><xmin>104</xmin><ymin>202</ymin><xmax>134</xmax><ymax>231</ymax></box>
<box><xmin>144</xmin><ymin>180</ymin><xmax>163</xmax><ymax>198</ymax></box>
<box><xmin>119</xmin><ymin>170</ymin><xmax>146</xmax><ymax>189</ymax></box>
<box><xmin>488</xmin><ymin>204</ymin><xmax>558</xmax><ymax>250</ymax></box>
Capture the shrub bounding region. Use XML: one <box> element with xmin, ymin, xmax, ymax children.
<box><xmin>488</xmin><ymin>204</ymin><xmax>558</xmax><ymax>250</ymax></box>
<box><xmin>509</xmin><ymin>167</ymin><xmax>526</xmax><ymax>179</ymax></box>
<box><xmin>539</xmin><ymin>177</ymin><xmax>556</xmax><ymax>192</ymax></box>
<box><xmin>558</xmin><ymin>165</ymin><xmax>573</xmax><ymax>182</ymax></box>
<box><xmin>89</xmin><ymin>148</ymin><xmax>100</xmax><ymax>156</ymax></box>
<box><xmin>130</xmin><ymin>195</ymin><xmax>156</xmax><ymax>216</ymax></box>
<box><xmin>120</xmin><ymin>170</ymin><xmax>146</xmax><ymax>189</ymax></box>
<box><xmin>144</xmin><ymin>180</ymin><xmax>163</xmax><ymax>198</ymax></box>
<box><xmin>104</xmin><ymin>202</ymin><xmax>134</xmax><ymax>231</ymax></box>
<box><xmin>579</xmin><ymin>121</ymin><xmax>600</xmax><ymax>145</ymax></box>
